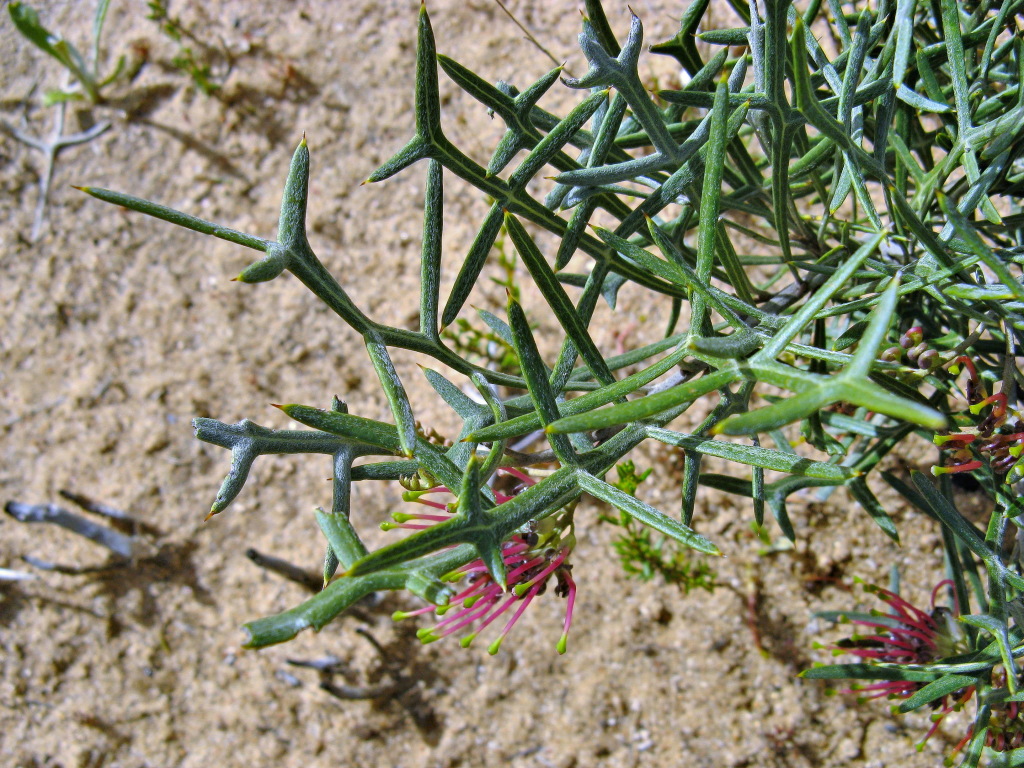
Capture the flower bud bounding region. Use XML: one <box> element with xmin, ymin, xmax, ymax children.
<box><xmin>907</xmin><ymin>342</ymin><xmax>929</xmax><ymax>364</ymax></box>
<box><xmin>899</xmin><ymin>327</ymin><xmax>924</xmax><ymax>349</ymax></box>
<box><xmin>880</xmin><ymin>346</ymin><xmax>902</xmax><ymax>362</ymax></box>
<box><xmin>917</xmin><ymin>349</ymin><xmax>940</xmax><ymax>369</ymax></box>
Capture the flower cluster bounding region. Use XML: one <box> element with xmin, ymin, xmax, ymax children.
<box><xmin>390</xmin><ymin>467</ymin><xmax>577</xmax><ymax>654</ymax></box>
<box><xmin>828</xmin><ymin>580</ymin><xmax>972</xmax><ymax>746</ymax></box>
<box><xmin>967</xmin><ymin>694</ymin><xmax>1024</xmax><ymax>754</ymax></box>
<box><xmin>948</xmin><ymin>666</ymin><xmax>1024</xmax><ymax>760</ymax></box>
<box><xmin>820</xmin><ymin>577</ymin><xmax>1024</xmax><ymax>760</ymax></box>
<box><xmin>884</xmin><ymin>327</ymin><xmax>1024</xmax><ymax>480</ymax></box>
<box><xmin>880</xmin><ymin>326</ymin><xmax>941</xmax><ymax>370</ymax></box>
<box><xmin>933</xmin><ymin>355</ymin><xmax>1024</xmax><ymax>480</ymax></box>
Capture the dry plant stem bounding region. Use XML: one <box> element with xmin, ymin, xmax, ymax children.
<box><xmin>4</xmin><ymin>500</ymin><xmax>134</xmax><ymax>560</ymax></box>
<box><xmin>0</xmin><ymin>567</ymin><xmax>37</xmax><ymax>582</ymax></box>
<box><xmin>2</xmin><ymin>86</ymin><xmax>110</xmax><ymax>241</ymax></box>
<box><xmin>57</xmin><ymin>488</ymin><xmax>134</xmax><ymax>521</ymax></box>
<box><xmin>490</xmin><ymin>0</ymin><xmax>567</xmax><ymax>75</ymax></box>
<box><xmin>245</xmin><ymin>548</ymin><xmax>322</xmax><ymax>593</ymax></box>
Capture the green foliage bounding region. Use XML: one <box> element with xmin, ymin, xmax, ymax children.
<box><xmin>602</xmin><ymin>461</ymin><xmax>716</xmax><ymax>592</ymax></box>
<box><xmin>488</xmin><ymin>225</ymin><xmax>521</xmax><ymax>302</ymax></box>
<box><xmin>8</xmin><ymin>0</ymin><xmax>123</xmax><ymax>104</ymax></box>
<box><xmin>610</xmin><ymin>459</ymin><xmax>652</xmax><ymax>496</ymax></box>
<box><xmin>76</xmin><ymin>0</ymin><xmax>1024</xmax><ymax>762</ymax></box>
<box><xmin>440</xmin><ymin>229</ymin><xmax>522</xmax><ymax>376</ymax></box>
<box><xmin>146</xmin><ymin>1</ymin><xmax>222</xmax><ymax>95</ymax></box>
<box><xmin>610</xmin><ymin>529</ymin><xmax>718</xmax><ymax>592</ymax></box>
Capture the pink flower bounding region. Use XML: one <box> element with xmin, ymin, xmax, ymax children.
<box><xmin>933</xmin><ymin>356</ymin><xmax>1024</xmax><ymax>477</ymax></box>
<box><xmin>829</xmin><ymin>579</ymin><xmax>971</xmax><ymax>746</ymax></box>
<box><xmin>390</xmin><ymin>468</ymin><xmax>577</xmax><ymax>654</ymax></box>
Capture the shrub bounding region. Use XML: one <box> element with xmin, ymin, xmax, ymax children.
<box><xmin>78</xmin><ymin>1</ymin><xmax>1024</xmax><ymax>763</ymax></box>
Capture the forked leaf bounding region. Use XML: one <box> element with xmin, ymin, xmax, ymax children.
<box><xmin>800</xmin><ymin>663</ymin><xmax>941</xmax><ymax>683</ymax></box>
<box><xmin>506</xmin><ymin>293</ymin><xmax>579</xmax><ymax>466</ymax></box>
<box><xmin>647</xmin><ymin>427</ymin><xmax>858</xmax><ymax>481</ymax></box>
<box><xmin>365</xmin><ymin>331</ymin><xmax>418</xmax><ymax>457</ymax></box>
<box><xmin>457</xmin><ymin>457</ymin><xmax>507</xmax><ymax>590</ymax></box>
<box><xmin>504</xmin><ymin>214</ymin><xmax>615</xmax><ymax>387</ymax></box>
<box><xmin>912</xmin><ymin>472</ymin><xmax>1024</xmax><ymax>591</ymax></box>
<box><xmin>547</xmin><ymin>369</ymin><xmax>737</xmax><ymax>434</ymax></box>
<box><xmin>576</xmin><ymin>472</ymin><xmax>721</xmax><ymax>555</ymax></box>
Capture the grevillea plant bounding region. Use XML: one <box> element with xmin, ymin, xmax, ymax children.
<box><xmin>77</xmin><ymin>0</ymin><xmax>1024</xmax><ymax>762</ymax></box>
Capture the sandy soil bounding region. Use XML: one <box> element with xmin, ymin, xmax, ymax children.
<box><xmin>1</xmin><ymin>2</ymin><xmax>967</xmax><ymax>766</ymax></box>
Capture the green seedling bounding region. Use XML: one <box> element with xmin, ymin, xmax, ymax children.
<box><xmin>8</xmin><ymin>0</ymin><xmax>123</xmax><ymax>105</ymax></box>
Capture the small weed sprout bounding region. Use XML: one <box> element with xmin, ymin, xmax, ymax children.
<box><xmin>8</xmin><ymin>0</ymin><xmax>123</xmax><ymax>105</ymax></box>
<box><xmin>5</xmin><ymin>0</ymin><xmax>124</xmax><ymax>239</ymax></box>
<box><xmin>145</xmin><ymin>1</ymin><xmax>227</xmax><ymax>96</ymax></box>
<box><xmin>600</xmin><ymin>460</ymin><xmax>716</xmax><ymax>592</ymax></box>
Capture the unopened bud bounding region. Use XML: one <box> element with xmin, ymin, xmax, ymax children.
<box><xmin>917</xmin><ymin>349</ymin><xmax>940</xmax><ymax>369</ymax></box>
<box><xmin>900</xmin><ymin>327</ymin><xmax>924</xmax><ymax>349</ymax></box>
<box><xmin>907</xmin><ymin>342</ymin><xmax>929</xmax><ymax>363</ymax></box>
